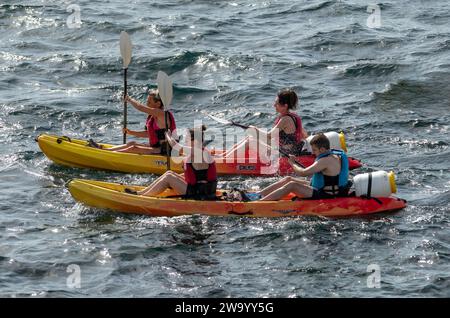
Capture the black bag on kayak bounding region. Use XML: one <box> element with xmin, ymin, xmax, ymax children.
<box><xmin>184</xmin><ymin>181</ymin><xmax>218</xmax><ymax>200</ymax></box>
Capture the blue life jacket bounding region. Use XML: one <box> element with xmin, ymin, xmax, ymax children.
<box><xmin>311</xmin><ymin>149</ymin><xmax>349</xmax><ymax>196</ymax></box>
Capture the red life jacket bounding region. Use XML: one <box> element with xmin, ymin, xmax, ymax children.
<box><xmin>183</xmin><ymin>161</ymin><xmax>217</xmax><ymax>186</ymax></box>
<box><xmin>274</xmin><ymin>112</ymin><xmax>303</xmax><ymax>144</ymax></box>
<box><xmin>146</xmin><ymin>111</ymin><xmax>176</xmax><ymax>147</ymax></box>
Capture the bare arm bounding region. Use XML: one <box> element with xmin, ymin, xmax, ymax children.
<box><xmin>125</xmin><ymin>96</ymin><xmax>164</xmax><ymax>117</ymax></box>
<box><xmin>165</xmin><ymin>131</ymin><xmax>187</xmax><ymax>156</ymax></box>
<box><xmin>253</xmin><ymin>116</ymin><xmax>291</xmax><ymax>139</ymax></box>
<box><xmin>289</xmin><ymin>155</ymin><xmax>326</xmax><ymax>177</ymax></box>
<box><xmin>124</xmin><ymin>128</ymin><xmax>148</xmax><ymax>138</ymax></box>
<box><xmin>302</xmin><ymin>127</ymin><xmax>308</xmax><ymax>138</ymax></box>
<box><xmin>165</xmin><ymin>131</ymin><xmax>179</xmax><ymax>148</ymax></box>
<box><xmin>249</xmin><ymin>120</ymin><xmax>280</xmax><ymax>140</ymax></box>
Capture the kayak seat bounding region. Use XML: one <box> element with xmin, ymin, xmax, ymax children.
<box><xmin>87</xmin><ymin>139</ymin><xmax>103</xmax><ymax>149</ymax></box>
<box><xmin>124</xmin><ymin>188</ymin><xmax>138</xmax><ymax>195</ymax></box>
<box><xmin>292</xmin><ymin>181</ymin><xmax>354</xmax><ymax>201</ymax></box>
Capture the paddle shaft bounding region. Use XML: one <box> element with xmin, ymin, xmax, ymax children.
<box><xmin>165</xmin><ymin>111</ymin><xmax>170</xmax><ymax>171</ymax></box>
<box><xmin>278</xmin><ymin>148</ymin><xmax>305</xmax><ymax>168</ymax></box>
<box><xmin>231</xmin><ymin>121</ymin><xmax>250</xmax><ymax>129</ymax></box>
<box><xmin>122</xmin><ymin>68</ymin><xmax>128</xmax><ymax>144</ymax></box>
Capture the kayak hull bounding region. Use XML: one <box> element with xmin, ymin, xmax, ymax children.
<box><xmin>68</xmin><ymin>179</ymin><xmax>407</xmax><ymax>218</ymax></box>
<box><xmin>38</xmin><ymin>134</ymin><xmax>362</xmax><ymax>175</ymax></box>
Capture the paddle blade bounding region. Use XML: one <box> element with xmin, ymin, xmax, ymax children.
<box><xmin>157</xmin><ymin>71</ymin><xmax>173</xmax><ymax>109</ymax></box>
<box><xmin>207</xmin><ymin>113</ymin><xmax>250</xmax><ymax>129</ymax></box>
<box><xmin>207</xmin><ymin>113</ymin><xmax>232</xmax><ymax>125</ymax></box>
<box><xmin>120</xmin><ymin>31</ymin><xmax>132</xmax><ymax>68</ymax></box>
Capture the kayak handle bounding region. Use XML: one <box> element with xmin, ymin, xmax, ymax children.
<box><xmin>57</xmin><ymin>136</ymin><xmax>72</xmax><ymax>144</ymax></box>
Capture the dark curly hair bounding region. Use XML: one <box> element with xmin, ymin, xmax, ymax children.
<box><xmin>277</xmin><ymin>89</ymin><xmax>298</xmax><ymax>110</ymax></box>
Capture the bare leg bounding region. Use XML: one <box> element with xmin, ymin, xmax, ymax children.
<box><xmin>219</xmin><ymin>136</ymin><xmax>250</xmax><ymax>157</ymax></box>
<box><xmin>167</xmin><ymin>171</ymin><xmax>185</xmax><ymax>181</ymax></box>
<box><xmin>106</xmin><ymin>141</ymin><xmax>139</xmax><ymax>151</ymax></box>
<box><xmin>258</xmin><ymin>176</ymin><xmax>294</xmax><ymax>196</ymax></box>
<box><xmin>220</xmin><ymin>136</ymin><xmax>270</xmax><ymax>160</ymax></box>
<box><xmin>120</xmin><ymin>145</ymin><xmax>161</xmax><ymax>154</ymax></box>
<box><xmin>108</xmin><ymin>144</ymin><xmax>161</xmax><ymax>154</ymax></box>
<box><xmin>260</xmin><ymin>181</ymin><xmax>314</xmax><ymax>201</ymax></box>
<box><xmin>258</xmin><ymin>176</ymin><xmax>309</xmax><ymax>196</ymax></box>
<box><xmin>138</xmin><ymin>171</ymin><xmax>187</xmax><ymax>196</ymax></box>
<box><xmin>163</xmin><ymin>171</ymin><xmax>186</xmax><ymax>184</ymax></box>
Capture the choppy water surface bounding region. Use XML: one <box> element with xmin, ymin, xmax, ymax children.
<box><xmin>0</xmin><ymin>0</ymin><xmax>449</xmax><ymax>297</ymax></box>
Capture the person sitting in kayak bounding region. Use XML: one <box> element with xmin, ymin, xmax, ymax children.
<box><xmin>126</xmin><ymin>125</ymin><xmax>217</xmax><ymax>199</ymax></box>
<box><xmin>104</xmin><ymin>90</ymin><xmax>176</xmax><ymax>155</ymax></box>
<box><xmin>258</xmin><ymin>133</ymin><xmax>350</xmax><ymax>200</ymax></box>
<box><xmin>218</xmin><ymin>89</ymin><xmax>308</xmax><ymax>159</ymax></box>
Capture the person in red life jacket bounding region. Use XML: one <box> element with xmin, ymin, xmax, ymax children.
<box><xmin>218</xmin><ymin>89</ymin><xmax>308</xmax><ymax>160</ymax></box>
<box><xmin>258</xmin><ymin>133</ymin><xmax>350</xmax><ymax>201</ymax></box>
<box><xmin>105</xmin><ymin>89</ymin><xmax>176</xmax><ymax>155</ymax></box>
<box><xmin>125</xmin><ymin>125</ymin><xmax>217</xmax><ymax>200</ymax></box>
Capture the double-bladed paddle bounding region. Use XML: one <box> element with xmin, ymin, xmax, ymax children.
<box><xmin>206</xmin><ymin>113</ymin><xmax>305</xmax><ymax>168</ymax></box>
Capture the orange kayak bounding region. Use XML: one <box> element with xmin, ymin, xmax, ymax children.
<box><xmin>68</xmin><ymin>179</ymin><xmax>407</xmax><ymax>218</ymax></box>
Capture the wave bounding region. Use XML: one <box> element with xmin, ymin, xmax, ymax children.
<box><xmin>12</xmin><ymin>41</ymin><xmax>71</xmax><ymax>52</ymax></box>
<box><xmin>58</xmin><ymin>50</ymin><xmax>207</xmax><ymax>79</ymax></box>
<box><xmin>412</xmin><ymin>190</ymin><xmax>450</xmax><ymax>207</ymax></box>
<box><xmin>414</xmin><ymin>8</ymin><xmax>450</xmax><ymax>24</ymax></box>
<box><xmin>368</xmin><ymin>75</ymin><xmax>450</xmax><ymax>110</ymax></box>
<box><xmin>301</xmin><ymin>25</ymin><xmax>403</xmax><ymax>51</ymax></box>
<box><xmin>0</xmin><ymin>4</ymin><xmax>45</xmax><ymax>13</ymax></box>
<box><xmin>214</xmin><ymin>17</ymin><xmax>244</xmax><ymax>28</ymax></box>
<box><xmin>343</xmin><ymin>62</ymin><xmax>401</xmax><ymax>77</ymax></box>
<box><xmin>397</xmin><ymin>138</ymin><xmax>448</xmax><ymax>149</ymax></box>
<box><xmin>254</xmin><ymin>1</ymin><xmax>365</xmax><ymax>19</ymax></box>
<box><xmin>417</xmin><ymin>276</ymin><xmax>450</xmax><ymax>296</ymax></box>
<box><xmin>300</xmin><ymin>1</ymin><xmax>336</xmax><ymax>12</ymax></box>
<box><xmin>435</xmin><ymin>39</ymin><xmax>450</xmax><ymax>53</ymax></box>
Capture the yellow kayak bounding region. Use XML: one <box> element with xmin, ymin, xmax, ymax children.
<box><xmin>37</xmin><ymin>134</ymin><xmax>183</xmax><ymax>174</ymax></box>
<box><xmin>68</xmin><ymin>179</ymin><xmax>407</xmax><ymax>218</ymax></box>
<box><xmin>37</xmin><ymin>134</ymin><xmax>363</xmax><ymax>175</ymax></box>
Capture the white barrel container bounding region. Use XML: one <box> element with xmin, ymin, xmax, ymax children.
<box><xmin>304</xmin><ymin>131</ymin><xmax>347</xmax><ymax>152</ymax></box>
<box><xmin>353</xmin><ymin>171</ymin><xmax>397</xmax><ymax>197</ymax></box>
